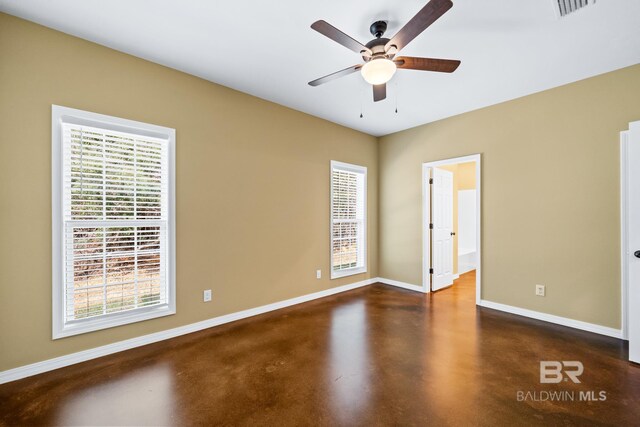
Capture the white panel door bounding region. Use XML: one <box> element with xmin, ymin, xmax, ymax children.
<box><xmin>627</xmin><ymin>121</ymin><xmax>640</xmax><ymax>363</ymax></box>
<box><xmin>431</xmin><ymin>167</ymin><xmax>454</xmax><ymax>291</ymax></box>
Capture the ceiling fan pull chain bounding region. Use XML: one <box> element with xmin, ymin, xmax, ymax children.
<box><xmin>395</xmin><ymin>82</ymin><xmax>399</xmax><ymax>114</ymax></box>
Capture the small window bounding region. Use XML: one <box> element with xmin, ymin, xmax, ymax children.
<box><xmin>330</xmin><ymin>161</ymin><xmax>367</xmax><ymax>279</ymax></box>
<box><xmin>52</xmin><ymin>105</ymin><xmax>175</xmax><ymax>339</ymax></box>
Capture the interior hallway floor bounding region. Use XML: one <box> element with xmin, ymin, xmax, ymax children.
<box><xmin>1</xmin><ymin>271</ymin><xmax>639</xmax><ymax>426</ymax></box>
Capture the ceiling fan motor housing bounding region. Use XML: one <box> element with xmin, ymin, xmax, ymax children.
<box><xmin>363</xmin><ymin>37</ymin><xmax>391</xmax><ymax>61</ymax></box>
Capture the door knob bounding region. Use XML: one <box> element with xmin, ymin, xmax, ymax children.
<box><xmin>635</xmin><ymin>250</ymin><xmax>640</xmax><ymax>258</ymax></box>
<box><xmin>451</xmin><ymin>232</ymin><xmax>456</xmax><ymax>236</ymax></box>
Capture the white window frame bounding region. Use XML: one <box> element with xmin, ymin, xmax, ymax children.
<box><xmin>330</xmin><ymin>160</ymin><xmax>367</xmax><ymax>279</ymax></box>
<box><xmin>52</xmin><ymin>105</ymin><xmax>176</xmax><ymax>339</ymax></box>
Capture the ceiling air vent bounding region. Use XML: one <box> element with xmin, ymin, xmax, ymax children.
<box><xmin>554</xmin><ymin>0</ymin><xmax>594</xmax><ymax>17</ymax></box>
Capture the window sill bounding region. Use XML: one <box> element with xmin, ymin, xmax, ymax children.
<box><xmin>53</xmin><ymin>304</ymin><xmax>175</xmax><ymax>340</ymax></box>
<box><xmin>331</xmin><ymin>267</ymin><xmax>367</xmax><ymax>280</ymax></box>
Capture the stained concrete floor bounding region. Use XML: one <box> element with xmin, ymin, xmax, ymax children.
<box><xmin>1</xmin><ymin>271</ymin><xmax>639</xmax><ymax>426</ymax></box>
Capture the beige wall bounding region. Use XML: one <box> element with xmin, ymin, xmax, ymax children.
<box><xmin>379</xmin><ymin>64</ymin><xmax>640</xmax><ymax>328</ymax></box>
<box><xmin>0</xmin><ymin>13</ymin><xmax>378</xmax><ymax>371</ymax></box>
<box><xmin>1</xmin><ymin>11</ymin><xmax>638</xmax><ymax>373</ymax></box>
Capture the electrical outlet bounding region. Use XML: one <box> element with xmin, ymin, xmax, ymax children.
<box><xmin>316</xmin><ymin>269</ymin><xmax>322</xmax><ymax>279</ymax></box>
<box><xmin>203</xmin><ymin>289</ymin><xmax>212</xmax><ymax>302</ymax></box>
<box><xmin>535</xmin><ymin>284</ymin><xmax>545</xmax><ymax>297</ymax></box>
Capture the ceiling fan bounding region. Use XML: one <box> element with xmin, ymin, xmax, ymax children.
<box><xmin>308</xmin><ymin>0</ymin><xmax>460</xmax><ymax>102</ymax></box>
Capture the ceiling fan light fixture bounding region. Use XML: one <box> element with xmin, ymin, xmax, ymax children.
<box><xmin>361</xmin><ymin>58</ymin><xmax>397</xmax><ymax>85</ymax></box>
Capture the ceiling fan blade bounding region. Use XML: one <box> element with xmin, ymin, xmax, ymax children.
<box><xmin>311</xmin><ymin>20</ymin><xmax>372</xmax><ymax>57</ymax></box>
<box><xmin>373</xmin><ymin>84</ymin><xmax>386</xmax><ymax>102</ymax></box>
<box><xmin>385</xmin><ymin>0</ymin><xmax>453</xmax><ymax>53</ymax></box>
<box><xmin>395</xmin><ymin>56</ymin><xmax>460</xmax><ymax>73</ymax></box>
<box><xmin>308</xmin><ymin>65</ymin><xmax>362</xmax><ymax>87</ymax></box>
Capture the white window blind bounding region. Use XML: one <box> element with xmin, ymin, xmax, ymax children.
<box><xmin>53</xmin><ymin>106</ymin><xmax>175</xmax><ymax>338</ymax></box>
<box><xmin>331</xmin><ymin>161</ymin><xmax>367</xmax><ymax>279</ymax></box>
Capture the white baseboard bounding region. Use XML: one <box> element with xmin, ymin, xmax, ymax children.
<box><xmin>377</xmin><ymin>277</ymin><xmax>425</xmax><ymax>293</ymax></box>
<box><xmin>1</xmin><ymin>279</ymin><xmax>624</xmax><ymax>384</ymax></box>
<box><xmin>458</xmin><ymin>250</ymin><xmax>477</xmax><ymax>276</ymax></box>
<box><xmin>458</xmin><ymin>265</ymin><xmax>475</xmax><ymax>275</ymax></box>
<box><xmin>0</xmin><ymin>277</ymin><xmax>376</xmax><ymax>385</ymax></box>
<box><xmin>478</xmin><ymin>299</ymin><xmax>623</xmax><ymax>339</ymax></box>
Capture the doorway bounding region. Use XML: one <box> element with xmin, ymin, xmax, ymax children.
<box><xmin>422</xmin><ymin>154</ymin><xmax>481</xmax><ymax>304</ymax></box>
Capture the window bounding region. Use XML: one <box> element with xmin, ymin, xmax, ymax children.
<box><xmin>52</xmin><ymin>105</ymin><xmax>175</xmax><ymax>339</ymax></box>
<box><xmin>330</xmin><ymin>161</ymin><xmax>367</xmax><ymax>279</ymax></box>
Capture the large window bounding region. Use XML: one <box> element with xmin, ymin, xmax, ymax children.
<box><xmin>52</xmin><ymin>105</ymin><xmax>175</xmax><ymax>339</ymax></box>
<box><xmin>330</xmin><ymin>161</ymin><xmax>367</xmax><ymax>279</ymax></box>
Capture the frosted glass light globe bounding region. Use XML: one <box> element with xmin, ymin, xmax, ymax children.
<box><xmin>360</xmin><ymin>58</ymin><xmax>397</xmax><ymax>85</ymax></box>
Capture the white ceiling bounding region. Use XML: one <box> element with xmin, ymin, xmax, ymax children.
<box><xmin>1</xmin><ymin>0</ymin><xmax>639</xmax><ymax>136</ymax></box>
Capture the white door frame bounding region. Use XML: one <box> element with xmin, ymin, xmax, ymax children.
<box><xmin>621</xmin><ymin>130</ymin><xmax>630</xmax><ymax>341</ymax></box>
<box><xmin>422</xmin><ymin>154</ymin><xmax>482</xmax><ymax>304</ymax></box>
<box><xmin>621</xmin><ymin>121</ymin><xmax>640</xmax><ymax>350</ymax></box>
